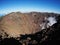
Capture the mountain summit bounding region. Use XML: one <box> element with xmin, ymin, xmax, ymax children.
<box><xmin>0</xmin><ymin>12</ymin><xmax>59</xmax><ymax>37</ymax></box>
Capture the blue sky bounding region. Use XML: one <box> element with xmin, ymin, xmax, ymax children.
<box><xmin>0</xmin><ymin>0</ymin><xmax>60</xmax><ymax>15</ymax></box>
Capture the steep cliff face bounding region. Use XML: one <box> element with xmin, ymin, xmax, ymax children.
<box><xmin>0</xmin><ymin>12</ymin><xmax>59</xmax><ymax>37</ymax></box>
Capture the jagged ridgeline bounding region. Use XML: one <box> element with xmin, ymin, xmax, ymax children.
<box><xmin>0</xmin><ymin>12</ymin><xmax>60</xmax><ymax>45</ymax></box>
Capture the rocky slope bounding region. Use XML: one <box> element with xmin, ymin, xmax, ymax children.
<box><xmin>0</xmin><ymin>15</ymin><xmax>60</xmax><ymax>45</ymax></box>
<box><xmin>0</xmin><ymin>12</ymin><xmax>59</xmax><ymax>37</ymax></box>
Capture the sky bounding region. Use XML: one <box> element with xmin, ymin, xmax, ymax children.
<box><xmin>0</xmin><ymin>0</ymin><xmax>60</xmax><ymax>15</ymax></box>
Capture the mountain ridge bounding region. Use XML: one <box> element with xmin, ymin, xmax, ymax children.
<box><xmin>0</xmin><ymin>12</ymin><xmax>60</xmax><ymax>37</ymax></box>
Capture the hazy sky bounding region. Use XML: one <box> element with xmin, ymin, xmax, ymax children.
<box><xmin>0</xmin><ymin>0</ymin><xmax>60</xmax><ymax>14</ymax></box>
